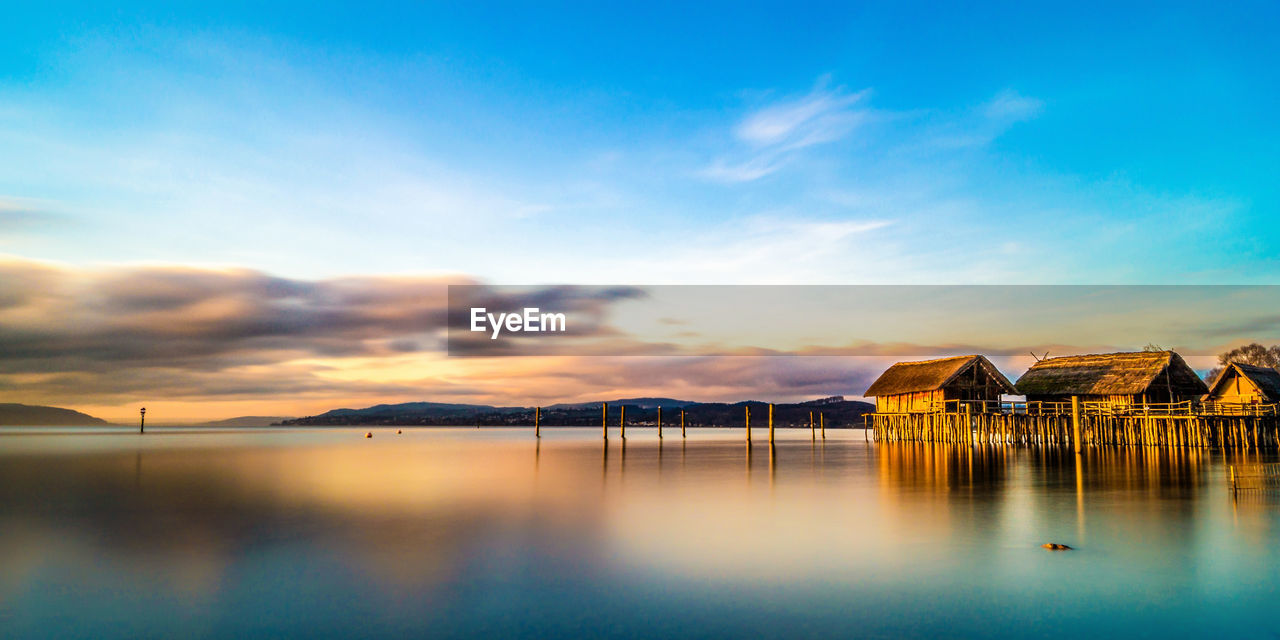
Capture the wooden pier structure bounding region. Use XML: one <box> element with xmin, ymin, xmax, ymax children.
<box><xmin>867</xmin><ymin>352</ymin><xmax>1280</xmax><ymax>450</ymax></box>
<box><xmin>870</xmin><ymin>399</ymin><xmax>1280</xmax><ymax>449</ymax></box>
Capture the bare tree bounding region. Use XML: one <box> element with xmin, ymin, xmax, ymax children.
<box><xmin>1205</xmin><ymin>342</ymin><xmax>1280</xmax><ymax>382</ymax></box>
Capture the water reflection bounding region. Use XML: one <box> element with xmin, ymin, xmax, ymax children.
<box><xmin>1</xmin><ymin>428</ymin><xmax>1278</xmax><ymax>638</ymax></box>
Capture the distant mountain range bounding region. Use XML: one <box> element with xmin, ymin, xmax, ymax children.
<box><xmin>0</xmin><ymin>398</ymin><xmax>871</xmax><ymax>429</ymax></box>
<box><xmin>0</xmin><ymin>403</ymin><xmax>110</xmax><ymax>426</ymax></box>
<box><xmin>278</xmin><ymin>396</ymin><xmax>873</xmax><ymax>428</ymax></box>
<box><xmin>300</xmin><ymin>402</ymin><xmax>529</xmax><ymax>422</ymax></box>
<box><xmin>545</xmin><ymin>397</ymin><xmax>697</xmax><ymax>410</ymax></box>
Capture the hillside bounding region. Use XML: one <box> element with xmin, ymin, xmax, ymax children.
<box><xmin>545</xmin><ymin>397</ymin><xmax>697</xmax><ymax>410</ymax></box>
<box><xmin>280</xmin><ymin>397</ymin><xmax>874</xmax><ymax>428</ymax></box>
<box><xmin>0</xmin><ymin>403</ymin><xmax>110</xmax><ymax>426</ymax></box>
<box><xmin>280</xmin><ymin>401</ymin><xmax>527</xmax><ymax>425</ymax></box>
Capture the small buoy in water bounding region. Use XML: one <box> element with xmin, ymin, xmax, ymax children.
<box><xmin>1042</xmin><ymin>543</ymin><xmax>1073</xmax><ymax>550</ymax></box>
<box><xmin>397</xmin><ymin>429</ymin><xmax>402</xmax><ymax>434</ymax></box>
<box><xmin>365</xmin><ymin>432</ymin><xmax>373</xmax><ymax>438</ymax></box>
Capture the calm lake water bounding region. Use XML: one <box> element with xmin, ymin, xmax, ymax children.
<box><xmin>1</xmin><ymin>426</ymin><xmax>1278</xmax><ymax>639</ymax></box>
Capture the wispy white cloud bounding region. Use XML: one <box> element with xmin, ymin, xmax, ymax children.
<box><xmin>0</xmin><ymin>29</ymin><xmax>1264</xmax><ymax>295</ymax></box>
<box><xmin>735</xmin><ymin>86</ymin><xmax>870</xmax><ymax>148</ymax></box>
<box><xmin>913</xmin><ymin>88</ymin><xmax>1044</xmax><ymax>151</ymax></box>
<box><xmin>983</xmin><ymin>89</ymin><xmax>1043</xmax><ymax>122</ymax></box>
<box><xmin>0</xmin><ymin>33</ymin><xmax>568</xmax><ymax>277</ymax></box>
<box><xmin>701</xmin><ymin>156</ymin><xmax>786</xmax><ymax>183</ymax></box>
<box><xmin>702</xmin><ymin>82</ymin><xmax>871</xmax><ymax>183</ymax></box>
<box><xmin>508</xmin><ymin>215</ymin><xmax>894</xmax><ymax>284</ymax></box>
<box><xmin>702</xmin><ymin>84</ymin><xmax>1036</xmax><ymax>184</ymax></box>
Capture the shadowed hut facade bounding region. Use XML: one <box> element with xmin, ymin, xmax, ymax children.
<box><xmin>864</xmin><ymin>355</ymin><xmax>1016</xmax><ymax>414</ymax></box>
<box><xmin>1206</xmin><ymin>362</ymin><xmax>1280</xmax><ymax>405</ymax></box>
<box><xmin>1015</xmin><ymin>351</ymin><xmax>1207</xmax><ymax>407</ymax></box>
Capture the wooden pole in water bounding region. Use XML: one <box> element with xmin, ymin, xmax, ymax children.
<box><xmin>621</xmin><ymin>405</ymin><xmax>626</xmax><ymax>439</ymax></box>
<box><xmin>810</xmin><ymin>411</ymin><xmax>815</xmax><ymax>440</ymax></box>
<box><xmin>1071</xmin><ymin>396</ymin><xmax>1082</xmax><ymax>453</ymax></box>
<box><xmin>658</xmin><ymin>407</ymin><xmax>663</xmax><ymax>439</ymax></box>
<box><xmin>820</xmin><ymin>412</ymin><xmax>825</xmax><ymax>439</ymax></box>
<box><xmin>602</xmin><ymin>402</ymin><xmax>608</xmax><ymax>441</ymax></box>
<box><xmin>535</xmin><ymin>406</ymin><xmax>540</xmax><ymax>438</ymax></box>
<box><xmin>139</xmin><ymin>407</ymin><xmax>146</xmax><ymax>434</ymax></box>
<box><xmin>965</xmin><ymin>402</ymin><xmax>972</xmax><ymax>444</ymax></box>
<box><xmin>768</xmin><ymin>403</ymin><xmax>775</xmax><ymax>446</ymax></box>
<box><xmin>745</xmin><ymin>406</ymin><xmax>751</xmax><ymax>444</ymax></box>
<box><xmin>681</xmin><ymin>410</ymin><xmax>686</xmax><ymax>438</ymax></box>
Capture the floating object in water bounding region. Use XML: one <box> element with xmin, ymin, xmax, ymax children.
<box><xmin>1042</xmin><ymin>543</ymin><xmax>1073</xmax><ymax>550</ymax></box>
<box><xmin>397</xmin><ymin>429</ymin><xmax>402</xmax><ymax>434</ymax></box>
<box><xmin>365</xmin><ymin>432</ymin><xmax>373</xmax><ymax>438</ymax></box>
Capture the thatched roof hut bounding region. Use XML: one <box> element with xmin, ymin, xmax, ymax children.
<box><xmin>865</xmin><ymin>355</ymin><xmax>1015</xmax><ymax>413</ymax></box>
<box><xmin>1015</xmin><ymin>351</ymin><xmax>1207</xmax><ymax>405</ymax></box>
<box><xmin>1205</xmin><ymin>362</ymin><xmax>1280</xmax><ymax>404</ymax></box>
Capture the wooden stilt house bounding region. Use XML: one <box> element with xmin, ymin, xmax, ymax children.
<box><xmin>1205</xmin><ymin>362</ymin><xmax>1280</xmax><ymax>405</ymax></box>
<box><xmin>864</xmin><ymin>355</ymin><xmax>1016</xmax><ymax>414</ymax></box>
<box><xmin>1015</xmin><ymin>351</ymin><xmax>1207</xmax><ymax>408</ymax></box>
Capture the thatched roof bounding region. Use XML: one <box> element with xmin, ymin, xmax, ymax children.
<box><xmin>1015</xmin><ymin>351</ymin><xmax>1208</xmax><ymax>397</ymax></box>
<box><xmin>864</xmin><ymin>355</ymin><xmax>1015</xmax><ymax>397</ymax></box>
<box><xmin>1207</xmin><ymin>362</ymin><xmax>1280</xmax><ymax>402</ymax></box>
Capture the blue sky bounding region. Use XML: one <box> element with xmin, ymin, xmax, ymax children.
<box><xmin>3</xmin><ymin>1</ymin><xmax>1278</xmax><ymax>284</ymax></box>
<box><xmin>2</xmin><ymin>3</ymin><xmax>1280</xmax><ymax>419</ymax></box>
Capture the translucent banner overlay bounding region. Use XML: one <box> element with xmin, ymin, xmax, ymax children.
<box><xmin>446</xmin><ymin>285</ymin><xmax>1280</xmax><ymax>357</ymax></box>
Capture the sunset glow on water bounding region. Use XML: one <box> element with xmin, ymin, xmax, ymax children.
<box><xmin>2</xmin><ymin>427</ymin><xmax>1277</xmax><ymax>638</ymax></box>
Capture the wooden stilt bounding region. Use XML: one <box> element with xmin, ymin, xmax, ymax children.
<box><xmin>1071</xmin><ymin>396</ymin><xmax>1082</xmax><ymax>453</ymax></box>
<box><xmin>768</xmin><ymin>403</ymin><xmax>775</xmax><ymax>446</ymax></box>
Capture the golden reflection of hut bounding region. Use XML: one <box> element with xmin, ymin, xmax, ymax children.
<box><xmin>1015</xmin><ymin>351</ymin><xmax>1207</xmax><ymax>408</ymax></box>
<box><xmin>864</xmin><ymin>355</ymin><xmax>1015</xmax><ymax>414</ymax></box>
<box><xmin>1205</xmin><ymin>362</ymin><xmax>1280</xmax><ymax>405</ymax></box>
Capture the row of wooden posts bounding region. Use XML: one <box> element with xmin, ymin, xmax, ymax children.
<box><xmin>534</xmin><ymin>403</ymin><xmax>828</xmax><ymax>445</ymax></box>
<box><xmin>871</xmin><ymin>396</ymin><xmax>1280</xmax><ymax>451</ymax></box>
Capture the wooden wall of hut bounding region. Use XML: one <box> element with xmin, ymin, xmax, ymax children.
<box><xmin>1209</xmin><ymin>369</ymin><xmax>1269</xmax><ymax>404</ymax></box>
<box><xmin>876</xmin><ymin>390</ymin><xmax>943</xmax><ymax>414</ymax></box>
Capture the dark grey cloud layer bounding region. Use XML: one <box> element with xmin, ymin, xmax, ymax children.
<box><xmin>2</xmin><ymin>260</ymin><xmax>1256</xmax><ymax>409</ymax></box>
<box><xmin>0</xmin><ymin>260</ymin><xmax>649</xmax><ymax>403</ymax></box>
